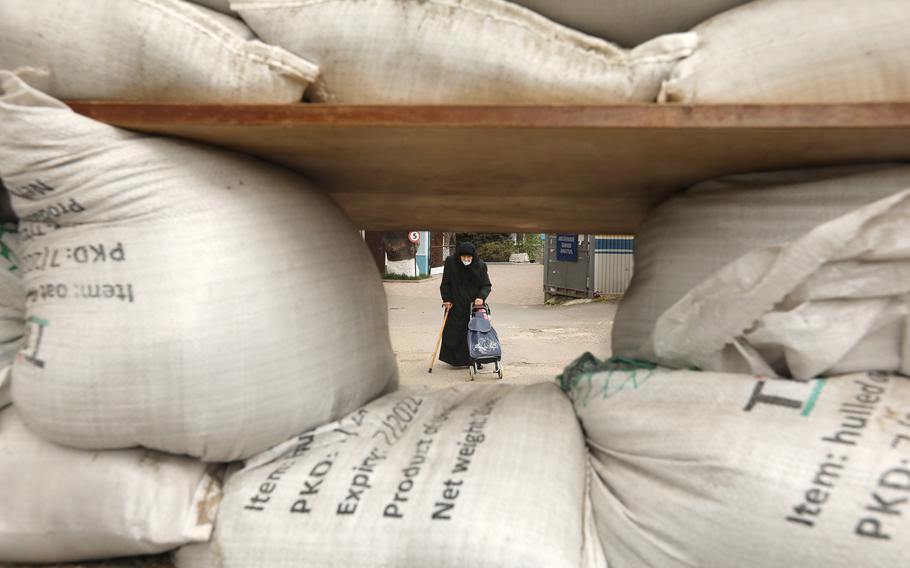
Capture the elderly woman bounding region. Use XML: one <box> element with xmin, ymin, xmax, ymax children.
<box><xmin>439</xmin><ymin>242</ymin><xmax>492</xmax><ymax>367</ymax></box>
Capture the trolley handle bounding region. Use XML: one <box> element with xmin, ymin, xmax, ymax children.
<box><xmin>470</xmin><ymin>302</ymin><xmax>491</xmax><ymax>315</ymax></box>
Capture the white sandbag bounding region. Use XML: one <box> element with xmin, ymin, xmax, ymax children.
<box><xmin>560</xmin><ymin>355</ymin><xmax>910</xmax><ymax>568</ymax></box>
<box><xmin>0</xmin><ymin>72</ymin><xmax>398</xmax><ymax>462</ymax></box>
<box><xmin>0</xmin><ymin>0</ymin><xmax>318</xmax><ymax>102</ymax></box>
<box><xmin>0</xmin><ymin>224</ymin><xmax>22</xmax><ymax>348</ymax></box>
<box><xmin>188</xmin><ymin>0</ymin><xmax>235</xmax><ymax>15</ymax></box>
<box><xmin>614</xmin><ymin>164</ymin><xmax>910</xmax><ymax>380</ymax></box>
<box><xmin>0</xmin><ymin>406</ymin><xmax>221</xmax><ymax>563</ymax></box>
<box><xmin>0</xmin><ymin>368</ymin><xmax>10</xmax><ymax>409</ymax></box>
<box><xmin>0</xmin><ymin>224</ymin><xmax>23</xmax><ymax>408</ymax></box>
<box><xmin>175</xmin><ymin>383</ymin><xmax>604</xmax><ymax>568</ymax></box>
<box><xmin>232</xmin><ymin>0</ymin><xmax>697</xmax><ymax>104</ymax></box>
<box><xmin>509</xmin><ymin>0</ymin><xmax>747</xmax><ymax>47</ymax></box>
<box><xmin>660</xmin><ymin>0</ymin><xmax>910</xmax><ymax>103</ymax></box>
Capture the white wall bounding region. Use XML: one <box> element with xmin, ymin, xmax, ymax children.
<box><xmin>386</xmin><ymin>257</ymin><xmax>416</xmax><ymax>277</ymax></box>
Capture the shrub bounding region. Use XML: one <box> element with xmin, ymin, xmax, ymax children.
<box><xmin>455</xmin><ymin>232</ymin><xmax>512</xmax><ymax>248</ymax></box>
<box><xmin>516</xmin><ymin>234</ymin><xmax>543</xmax><ymax>261</ymax></box>
<box><xmin>476</xmin><ymin>240</ymin><xmax>516</xmax><ymax>262</ymax></box>
<box><xmin>382</xmin><ymin>272</ymin><xmax>431</xmax><ymax>281</ymax></box>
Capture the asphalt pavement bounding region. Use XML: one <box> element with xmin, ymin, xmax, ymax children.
<box><xmin>384</xmin><ymin>264</ymin><xmax>616</xmax><ymax>390</ymax></box>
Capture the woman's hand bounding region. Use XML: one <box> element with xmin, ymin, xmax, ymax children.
<box><xmin>474</xmin><ymin>298</ymin><xmax>484</xmax><ymax>307</ymax></box>
<box><xmin>443</xmin><ymin>301</ymin><xmax>453</xmax><ymax>310</ymax></box>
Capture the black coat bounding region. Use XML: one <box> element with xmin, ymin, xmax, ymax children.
<box><xmin>439</xmin><ymin>254</ymin><xmax>492</xmax><ymax>366</ymax></box>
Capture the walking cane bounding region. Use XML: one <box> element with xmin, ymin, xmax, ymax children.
<box><xmin>427</xmin><ymin>306</ymin><xmax>451</xmax><ymax>373</ymax></box>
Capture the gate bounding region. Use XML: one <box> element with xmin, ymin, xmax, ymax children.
<box><xmin>593</xmin><ymin>235</ymin><xmax>634</xmax><ymax>295</ymax></box>
<box><xmin>543</xmin><ymin>234</ymin><xmax>594</xmax><ymax>298</ymax></box>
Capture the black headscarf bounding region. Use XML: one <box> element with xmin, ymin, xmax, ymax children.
<box><xmin>455</xmin><ymin>242</ymin><xmax>490</xmax><ymax>286</ymax></box>
<box><xmin>456</xmin><ymin>242</ymin><xmax>476</xmax><ymax>257</ymax></box>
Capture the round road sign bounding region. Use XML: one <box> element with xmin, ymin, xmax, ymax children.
<box><xmin>408</xmin><ymin>231</ymin><xmax>420</xmax><ymax>244</ymax></box>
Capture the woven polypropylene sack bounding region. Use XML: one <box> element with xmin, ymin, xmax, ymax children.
<box><xmin>0</xmin><ymin>225</ymin><xmax>23</xmax><ymax>408</ymax></box>
<box><xmin>561</xmin><ymin>355</ymin><xmax>910</xmax><ymax>568</ymax></box>
<box><xmin>660</xmin><ymin>0</ymin><xmax>910</xmax><ymax>103</ymax></box>
<box><xmin>509</xmin><ymin>0</ymin><xmax>747</xmax><ymax>47</ymax></box>
<box><xmin>186</xmin><ymin>0</ymin><xmax>235</xmax><ymax>15</ymax></box>
<box><xmin>0</xmin><ymin>73</ymin><xmax>398</xmax><ymax>462</ymax></box>
<box><xmin>175</xmin><ymin>383</ymin><xmax>605</xmax><ymax>568</ymax></box>
<box><xmin>0</xmin><ymin>225</ymin><xmax>22</xmax><ymax>350</ymax></box>
<box><xmin>0</xmin><ymin>0</ymin><xmax>317</xmax><ymax>102</ymax></box>
<box><xmin>232</xmin><ymin>0</ymin><xmax>697</xmax><ymax>104</ymax></box>
<box><xmin>0</xmin><ymin>406</ymin><xmax>222</xmax><ymax>563</ymax></box>
<box><xmin>614</xmin><ymin>164</ymin><xmax>910</xmax><ymax>379</ymax></box>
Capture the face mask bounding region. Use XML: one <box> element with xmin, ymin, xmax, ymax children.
<box><xmin>461</xmin><ymin>258</ymin><xmax>472</xmax><ymax>266</ymax></box>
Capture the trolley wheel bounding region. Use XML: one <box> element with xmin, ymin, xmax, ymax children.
<box><xmin>467</xmin><ymin>364</ymin><xmax>476</xmax><ymax>381</ymax></box>
<box><xmin>496</xmin><ymin>362</ymin><xmax>503</xmax><ymax>380</ymax></box>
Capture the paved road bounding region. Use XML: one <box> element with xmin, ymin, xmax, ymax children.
<box><xmin>384</xmin><ymin>264</ymin><xmax>617</xmax><ymax>390</ymax></box>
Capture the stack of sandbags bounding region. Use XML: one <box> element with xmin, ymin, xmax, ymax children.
<box><xmin>613</xmin><ymin>164</ymin><xmax>910</xmax><ymax>380</ymax></box>
<box><xmin>230</xmin><ymin>0</ymin><xmax>697</xmax><ymax>103</ymax></box>
<box><xmin>0</xmin><ymin>406</ymin><xmax>224</xmax><ymax>563</ymax></box>
<box><xmin>660</xmin><ymin>0</ymin><xmax>910</xmax><ymax>103</ymax></box>
<box><xmin>560</xmin><ymin>354</ymin><xmax>910</xmax><ymax>568</ymax></box>
<box><xmin>176</xmin><ymin>382</ymin><xmax>605</xmax><ymax>568</ymax></box>
<box><xmin>508</xmin><ymin>0</ymin><xmax>748</xmax><ymax>47</ymax></box>
<box><xmin>0</xmin><ymin>213</ymin><xmax>222</xmax><ymax>564</ymax></box>
<box><xmin>0</xmin><ymin>71</ymin><xmax>398</xmax><ymax>464</ymax></box>
<box><xmin>0</xmin><ymin>0</ymin><xmax>318</xmax><ymax>102</ymax></box>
